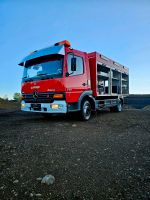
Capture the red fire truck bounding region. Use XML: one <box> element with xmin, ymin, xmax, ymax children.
<box><xmin>19</xmin><ymin>40</ymin><xmax>129</xmax><ymax>120</ymax></box>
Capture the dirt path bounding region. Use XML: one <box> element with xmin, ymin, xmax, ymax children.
<box><xmin>0</xmin><ymin>110</ymin><xmax>150</xmax><ymax>200</ymax></box>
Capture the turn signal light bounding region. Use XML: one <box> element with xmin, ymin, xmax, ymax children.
<box><xmin>55</xmin><ymin>40</ymin><xmax>71</xmax><ymax>47</ymax></box>
<box><xmin>53</xmin><ymin>94</ymin><xmax>64</xmax><ymax>99</ymax></box>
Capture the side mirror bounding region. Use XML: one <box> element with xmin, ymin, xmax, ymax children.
<box><xmin>65</xmin><ymin>72</ymin><xmax>70</xmax><ymax>77</ymax></box>
<box><xmin>71</xmin><ymin>57</ymin><xmax>76</xmax><ymax>71</ymax></box>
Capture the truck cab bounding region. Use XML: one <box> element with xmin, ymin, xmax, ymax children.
<box><xmin>19</xmin><ymin>40</ymin><xmax>93</xmax><ymax>120</ymax></box>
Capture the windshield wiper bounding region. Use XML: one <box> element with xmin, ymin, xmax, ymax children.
<box><xmin>36</xmin><ymin>73</ymin><xmax>53</xmax><ymax>80</ymax></box>
<box><xmin>37</xmin><ymin>73</ymin><xmax>48</xmax><ymax>76</ymax></box>
<box><xmin>23</xmin><ymin>77</ymin><xmax>33</xmax><ymax>82</ymax></box>
<box><xmin>41</xmin><ymin>76</ymin><xmax>53</xmax><ymax>80</ymax></box>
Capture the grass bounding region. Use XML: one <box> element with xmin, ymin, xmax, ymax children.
<box><xmin>0</xmin><ymin>100</ymin><xmax>20</xmax><ymax>110</ymax></box>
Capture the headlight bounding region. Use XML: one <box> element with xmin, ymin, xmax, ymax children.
<box><xmin>21</xmin><ymin>101</ymin><xmax>26</xmax><ymax>108</ymax></box>
<box><xmin>51</xmin><ymin>104</ymin><xmax>63</xmax><ymax>109</ymax></box>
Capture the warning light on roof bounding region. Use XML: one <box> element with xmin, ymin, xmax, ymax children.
<box><xmin>55</xmin><ymin>40</ymin><xmax>71</xmax><ymax>47</ymax></box>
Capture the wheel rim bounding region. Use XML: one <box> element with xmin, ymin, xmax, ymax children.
<box><xmin>118</xmin><ymin>102</ymin><xmax>122</xmax><ymax>111</ymax></box>
<box><xmin>83</xmin><ymin>101</ymin><xmax>91</xmax><ymax>120</ymax></box>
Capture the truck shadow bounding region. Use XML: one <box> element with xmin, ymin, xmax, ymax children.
<box><xmin>20</xmin><ymin>109</ymin><xmax>111</xmax><ymax>123</ymax></box>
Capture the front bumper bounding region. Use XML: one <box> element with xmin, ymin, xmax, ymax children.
<box><xmin>21</xmin><ymin>100</ymin><xmax>67</xmax><ymax>113</ymax></box>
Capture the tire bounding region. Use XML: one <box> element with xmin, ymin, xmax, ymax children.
<box><xmin>110</xmin><ymin>101</ymin><xmax>122</xmax><ymax>112</ymax></box>
<box><xmin>80</xmin><ymin>100</ymin><xmax>92</xmax><ymax>121</ymax></box>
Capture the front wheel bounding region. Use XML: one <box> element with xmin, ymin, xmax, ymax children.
<box><xmin>110</xmin><ymin>101</ymin><xmax>122</xmax><ymax>112</ymax></box>
<box><xmin>80</xmin><ymin>100</ymin><xmax>92</xmax><ymax>121</ymax></box>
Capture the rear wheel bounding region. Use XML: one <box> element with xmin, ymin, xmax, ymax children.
<box><xmin>80</xmin><ymin>100</ymin><xmax>92</xmax><ymax>121</ymax></box>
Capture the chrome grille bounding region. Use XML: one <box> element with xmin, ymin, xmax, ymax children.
<box><xmin>23</xmin><ymin>93</ymin><xmax>54</xmax><ymax>103</ymax></box>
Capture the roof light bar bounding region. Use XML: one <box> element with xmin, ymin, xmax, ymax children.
<box><xmin>55</xmin><ymin>40</ymin><xmax>71</xmax><ymax>47</ymax></box>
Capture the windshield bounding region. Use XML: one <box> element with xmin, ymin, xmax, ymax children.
<box><xmin>23</xmin><ymin>58</ymin><xmax>63</xmax><ymax>82</ymax></box>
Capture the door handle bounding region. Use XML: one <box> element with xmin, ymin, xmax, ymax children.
<box><xmin>82</xmin><ymin>83</ymin><xmax>86</xmax><ymax>86</ymax></box>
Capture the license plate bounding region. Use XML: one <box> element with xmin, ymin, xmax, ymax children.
<box><xmin>31</xmin><ymin>103</ymin><xmax>41</xmax><ymax>110</ymax></box>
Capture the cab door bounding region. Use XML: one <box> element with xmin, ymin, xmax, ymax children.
<box><xmin>65</xmin><ymin>52</ymin><xmax>89</xmax><ymax>103</ymax></box>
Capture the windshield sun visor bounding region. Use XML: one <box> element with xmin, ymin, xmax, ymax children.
<box><xmin>19</xmin><ymin>45</ymin><xmax>65</xmax><ymax>66</ymax></box>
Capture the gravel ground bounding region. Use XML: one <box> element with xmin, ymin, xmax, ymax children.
<box><xmin>0</xmin><ymin>109</ymin><xmax>150</xmax><ymax>200</ymax></box>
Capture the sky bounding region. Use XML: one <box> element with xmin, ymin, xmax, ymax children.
<box><xmin>0</xmin><ymin>0</ymin><xmax>150</xmax><ymax>99</ymax></box>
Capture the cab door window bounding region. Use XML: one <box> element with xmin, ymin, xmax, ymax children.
<box><xmin>67</xmin><ymin>54</ymin><xmax>84</xmax><ymax>76</ymax></box>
